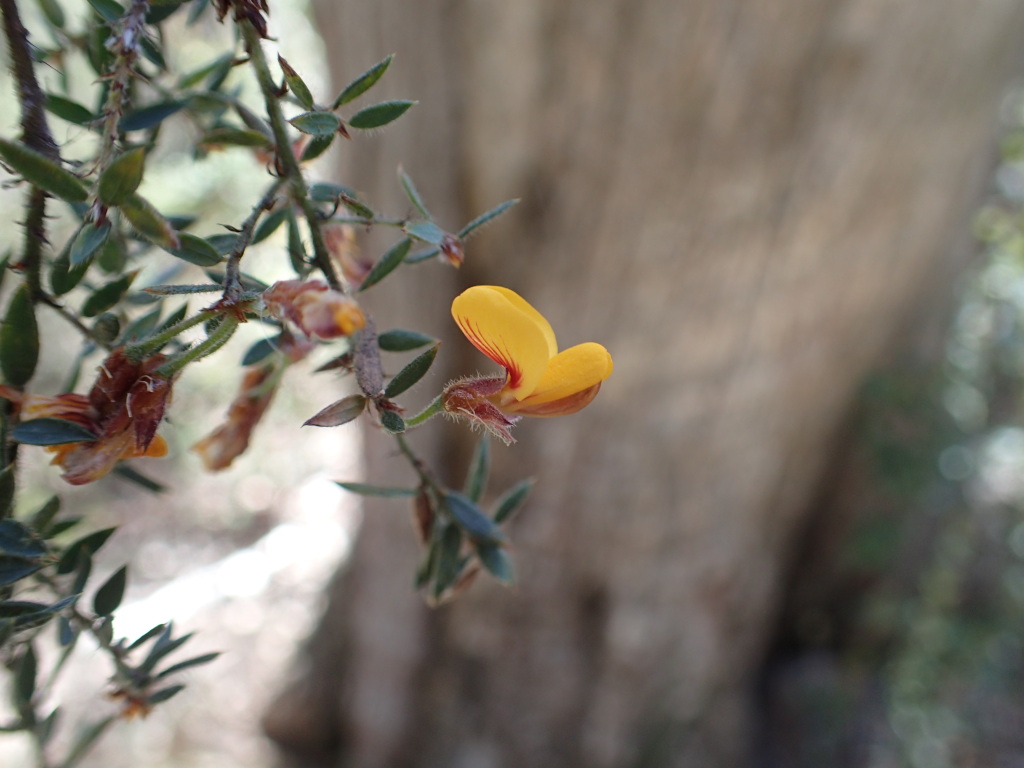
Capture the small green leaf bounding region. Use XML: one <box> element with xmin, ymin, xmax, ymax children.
<box><xmin>98</xmin><ymin>147</ymin><xmax>146</xmax><ymax>205</ymax></box>
<box><xmin>86</xmin><ymin>0</ymin><xmax>124</xmax><ymax>21</ymax></box>
<box><xmin>349</xmin><ymin>100</ymin><xmax>415</xmax><ymax>130</ymax></box>
<box><xmin>463</xmin><ymin>436</ymin><xmax>490</xmax><ymax>503</ymax></box>
<box><xmin>290</xmin><ymin>111</ymin><xmax>341</xmax><ymax>136</ymax></box>
<box><xmin>179</xmin><ymin>52</ymin><xmax>234</xmax><ymax>89</ymax></box>
<box><xmin>0</xmin><ymin>520</ymin><xmax>47</xmax><ymax>558</ymax></box>
<box><xmin>162</xmin><ymin>232</ymin><xmax>223</xmax><ymax>266</ymax></box>
<box><xmin>252</xmin><ymin>207</ymin><xmax>289</xmax><ymax>244</ymax></box>
<box><xmin>45</xmin><ymin>94</ymin><xmax>94</xmax><ymax>126</ymax></box>
<box><xmin>30</xmin><ymin>496</ymin><xmax>61</xmax><ymax>533</ymax></box>
<box><xmin>81</xmin><ymin>271</ymin><xmax>137</xmax><ymax>317</ymax></box>
<box><xmin>138</xmin><ymin>35</ymin><xmax>166</xmax><ymax>69</ymax></box>
<box><xmin>340</xmin><ymin>194</ymin><xmax>374</xmax><ymax>220</ymax></box>
<box><xmin>15</xmin><ymin>644</ymin><xmax>37</xmax><ymax>704</ymax></box>
<box><xmin>383</xmin><ymin>343</ymin><xmax>439</xmax><ymax>398</ymax></box>
<box><xmin>492</xmin><ymin>478</ymin><xmax>534</xmax><ymax>524</ymax></box>
<box><xmin>0</xmin><ymin>557</ymin><xmax>43</xmax><ymax>586</ymax></box>
<box><xmin>1</xmin><ymin>283</ymin><xmax>39</xmax><ymax>386</ymax></box>
<box><xmin>404</xmin><ymin>220</ymin><xmax>445</xmax><ymax>245</ymax></box>
<box><xmin>335</xmin><ymin>481</ymin><xmax>416</xmax><ymax>497</ymax></box>
<box><xmin>476</xmin><ymin>542</ymin><xmax>514</xmax><ymax>584</ymax></box>
<box><xmin>301</xmin><ymin>133</ymin><xmax>335</xmax><ymax>162</ymax></box>
<box><xmin>12</xmin><ymin>418</ymin><xmax>98</xmax><ymax>446</ymax></box>
<box><xmin>57</xmin><ymin>528</ymin><xmax>116</xmax><ymax>575</ymax></box>
<box><xmin>111</xmin><ymin>464</ymin><xmax>166</xmax><ymax>492</ymax></box>
<box><xmin>93</xmin><ymin>313</ymin><xmax>121</xmax><ymax>344</ymax></box>
<box><xmin>92</xmin><ymin>565</ymin><xmax>127</xmax><ymax>616</ymax></box>
<box><xmin>309</xmin><ymin>182</ymin><xmax>357</xmax><ymax>203</ymax></box>
<box><xmin>154</xmin><ymin>651</ymin><xmax>220</xmax><ymax>680</ymax></box>
<box><xmin>199</xmin><ymin>127</ymin><xmax>273</xmax><ymax>149</ymax></box>
<box><xmin>398</xmin><ymin>166</ymin><xmax>430</xmax><ymax>218</ymax></box>
<box><xmin>458</xmin><ymin>199</ymin><xmax>519</xmax><ymax>239</ymax></box>
<box><xmin>304</xmin><ymin>395</ymin><xmax>366</xmax><ymax>427</ymax></box>
<box><xmin>445</xmin><ymin>492</ymin><xmax>506</xmax><ymax>544</ymax></box>
<box><xmin>147</xmin><ymin>684</ymin><xmax>185</xmax><ymax>705</ymax></box>
<box><xmin>127</xmin><ymin>623</ymin><xmax>166</xmax><ymax>651</ymax></box>
<box><xmin>333</xmin><ymin>54</ymin><xmax>393</xmax><ymax>108</ymax></box>
<box><xmin>119</xmin><ymin>193</ymin><xmax>180</xmax><ymax>248</ymax></box>
<box><xmin>37</xmin><ymin>0</ymin><xmax>65</xmax><ymax>27</ymax></box>
<box><xmin>377</xmin><ymin>329</ymin><xmax>436</xmax><ymax>352</ymax></box>
<box><xmin>379</xmin><ymin>409</ymin><xmax>405</xmax><ymax>433</ymax></box>
<box><xmin>0</xmin><ymin>595</ymin><xmax>77</xmax><ymax>629</ymax></box>
<box><xmin>278</xmin><ymin>55</ymin><xmax>315</xmax><ymax>110</ymax></box>
<box><xmin>0</xmin><ymin>465</ymin><xmax>12</xmax><ymax>518</ymax></box>
<box><xmin>119</xmin><ymin>101</ymin><xmax>185</xmax><ymax>132</ymax></box>
<box><xmin>359</xmin><ymin>238</ymin><xmax>411</xmax><ymax>292</ymax></box>
<box><xmin>51</xmin><ymin>241</ymin><xmax>90</xmax><ymax>295</ymax></box>
<box><xmin>286</xmin><ymin>211</ymin><xmax>309</xmax><ymax>274</ymax></box>
<box><xmin>70</xmin><ymin>221</ymin><xmax>111</xmax><ymax>267</ymax></box>
<box><xmin>432</xmin><ymin>524</ymin><xmax>464</xmax><ymax>598</ymax></box>
<box><xmin>241</xmin><ymin>337</ymin><xmax>278</xmax><ymax>366</ymax></box>
<box><xmin>0</xmin><ymin>138</ymin><xmax>88</xmax><ymax>202</ymax></box>
<box><xmin>139</xmin><ymin>625</ymin><xmax>193</xmax><ymax>675</ymax></box>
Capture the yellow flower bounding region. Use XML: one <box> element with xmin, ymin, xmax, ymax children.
<box><xmin>450</xmin><ymin>286</ymin><xmax>613</xmax><ymax>418</ymax></box>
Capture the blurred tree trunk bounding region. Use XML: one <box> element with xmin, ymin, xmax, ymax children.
<box><xmin>264</xmin><ymin>2</ymin><xmax>1024</xmax><ymax>767</ymax></box>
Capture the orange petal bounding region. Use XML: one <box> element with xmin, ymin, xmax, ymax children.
<box><xmin>506</xmin><ymin>342</ymin><xmax>613</xmax><ymax>411</ymax></box>
<box><xmin>451</xmin><ymin>286</ymin><xmax>556</xmax><ymax>400</ymax></box>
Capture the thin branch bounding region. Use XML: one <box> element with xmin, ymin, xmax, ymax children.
<box><xmin>239</xmin><ymin>20</ymin><xmax>343</xmax><ymax>291</ymax></box>
<box><xmin>223</xmin><ymin>178</ymin><xmax>286</xmax><ymax>300</ymax></box>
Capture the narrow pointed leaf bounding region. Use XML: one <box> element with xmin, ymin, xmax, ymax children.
<box><xmin>1</xmin><ymin>283</ymin><xmax>39</xmax><ymax>385</ymax></box>
<box><xmin>162</xmin><ymin>232</ymin><xmax>222</xmax><ymax>266</ymax></box>
<box><xmin>333</xmin><ymin>54</ymin><xmax>393</xmax><ymax>108</ymax></box>
<box><xmin>98</xmin><ymin>147</ymin><xmax>146</xmax><ymax>205</ymax></box>
<box><xmin>0</xmin><ymin>520</ymin><xmax>47</xmax><ymax>558</ymax></box>
<box><xmin>0</xmin><ymin>138</ymin><xmax>88</xmax><ymax>202</ymax></box>
<box><xmin>82</xmin><ymin>271</ymin><xmax>137</xmax><ymax>317</ymax></box>
<box><xmin>0</xmin><ymin>558</ymin><xmax>43</xmax><ymax>586</ymax></box>
<box><xmin>383</xmin><ymin>343</ymin><xmax>439</xmax><ymax>398</ymax></box>
<box><xmin>38</xmin><ymin>0</ymin><xmax>65</xmax><ymax>27</ymax></box>
<box><xmin>359</xmin><ymin>238</ymin><xmax>411</xmax><ymax>292</ymax></box>
<box><xmin>304</xmin><ymin>395</ymin><xmax>366</xmax><ymax>427</ymax></box>
<box><xmin>57</xmin><ymin>528</ymin><xmax>116</xmax><ymax>575</ymax></box>
<box><xmin>463</xmin><ymin>436</ymin><xmax>490</xmax><ymax>503</ymax></box>
<box><xmin>377</xmin><ymin>329</ymin><xmax>435</xmax><ymax>352</ymax></box>
<box><xmin>92</xmin><ymin>565</ymin><xmax>127</xmax><ymax>616</ymax></box>
<box><xmin>348</xmin><ymin>100</ymin><xmax>415</xmax><ymax>130</ymax></box>
<box><xmin>476</xmin><ymin>542</ymin><xmax>514</xmax><ymax>584</ymax></box>
<box><xmin>111</xmin><ymin>464</ymin><xmax>166</xmax><ymax>492</ymax></box>
<box><xmin>290</xmin><ymin>111</ymin><xmax>341</xmax><ymax>136</ymax></box>
<box><xmin>404</xmin><ymin>220</ymin><xmax>445</xmax><ymax>245</ymax></box>
<box><xmin>278</xmin><ymin>55</ymin><xmax>315</xmax><ymax>110</ymax></box>
<box><xmin>301</xmin><ymin>133</ymin><xmax>335</xmax><ymax>162</ymax></box>
<box><xmin>458</xmin><ymin>199</ymin><xmax>519</xmax><ymax>239</ymax></box>
<box><xmin>15</xmin><ymin>645</ymin><xmax>37</xmax><ymax>704</ymax></box>
<box><xmin>398</xmin><ymin>166</ymin><xmax>430</xmax><ymax>218</ymax></box>
<box><xmin>148</xmin><ymin>684</ymin><xmax>185</xmax><ymax>705</ymax></box>
<box><xmin>70</xmin><ymin>221</ymin><xmax>111</xmax><ymax>267</ymax></box>
<box><xmin>335</xmin><ymin>481</ymin><xmax>416</xmax><ymax>497</ymax></box>
<box><xmin>119</xmin><ymin>193</ymin><xmax>180</xmax><ymax>248</ymax></box>
<box><xmin>492</xmin><ymin>478</ymin><xmax>534</xmax><ymax>524</ymax></box>
<box><xmin>86</xmin><ymin>0</ymin><xmax>123</xmax><ymax>21</ymax></box>
<box><xmin>445</xmin><ymin>492</ymin><xmax>506</xmax><ymax>544</ymax></box>
<box><xmin>154</xmin><ymin>651</ymin><xmax>221</xmax><ymax>680</ymax></box>
<box><xmin>45</xmin><ymin>94</ymin><xmax>95</xmax><ymax>126</ymax></box>
<box><xmin>432</xmin><ymin>524</ymin><xmax>464</xmax><ymax>598</ymax></box>
<box><xmin>252</xmin><ymin>207</ymin><xmax>289</xmax><ymax>244</ymax></box>
<box><xmin>379</xmin><ymin>409</ymin><xmax>405</xmax><ymax>433</ymax></box>
<box><xmin>119</xmin><ymin>101</ymin><xmax>184</xmax><ymax>132</ymax></box>
<box><xmin>200</xmin><ymin>127</ymin><xmax>273</xmax><ymax>149</ymax></box>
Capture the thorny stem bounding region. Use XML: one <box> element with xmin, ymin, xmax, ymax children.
<box><xmin>0</xmin><ymin>0</ymin><xmax>61</xmax><ymax>486</ymax></box>
<box><xmin>240</xmin><ymin>20</ymin><xmax>343</xmax><ymax>291</ymax></box>
<box><xmin>223</xmin><ymin>178</ymin><xmax>287</xmax><ymax>300</ymax></box>
<box><xmin>94</xmin><ymin>0</ymin><xmax>150</xmax><ymax>184</ymax></box>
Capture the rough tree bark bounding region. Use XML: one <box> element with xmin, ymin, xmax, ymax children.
<box><xmin>264</xmin><ymin>2</ymin><xmax>1024</xmax><ymax>767</ymax></box>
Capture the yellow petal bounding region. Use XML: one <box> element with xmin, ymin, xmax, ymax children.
<box><xmin>508</xmin><ymin>342</ymin><xmax>613</xmax><ymax>410</ymax></box>
<box><xmin>452</xmin><ymin>286</ymin><xmax>554</xmax><ymax>399</ymax></box>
